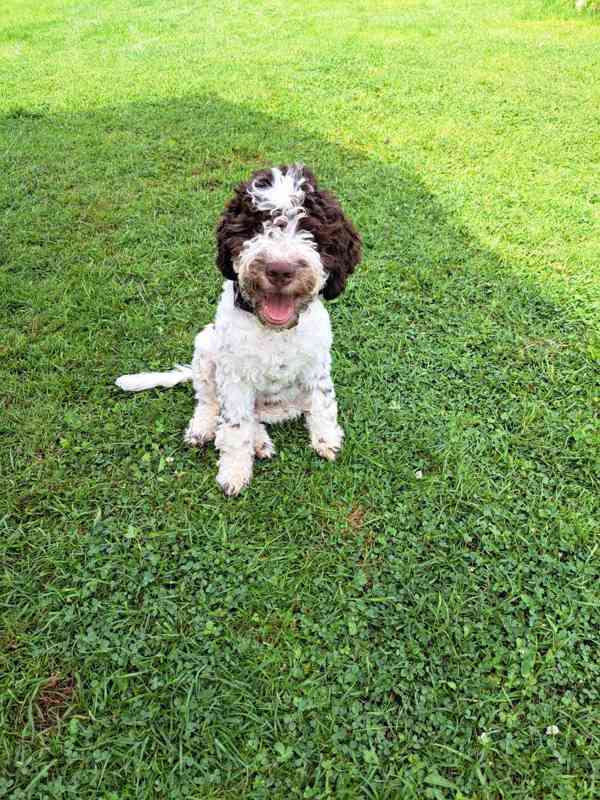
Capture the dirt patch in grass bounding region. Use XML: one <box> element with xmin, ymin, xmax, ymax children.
<box><xmin>347</xmin><ymin>506</ymin><xmax>366</xmax><ymax>530</ymax></box>
<box><xmin>36</xmin><ymin>674</ymin><xmax>76</xmax><ymax>730</ymax></box>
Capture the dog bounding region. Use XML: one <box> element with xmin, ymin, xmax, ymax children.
<box><xmin>116</xmin><ymin>164</ymin><xmax>361</xmax><ymax>495</ymax></box>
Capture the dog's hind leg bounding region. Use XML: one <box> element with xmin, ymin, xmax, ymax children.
<box><xmin>254</xmin><ymin>422</ymin><xmax>275</xmax><ymax>459</ymax></box>
<box><xmin>184</xmin><ymin>325</ymin><xmax>219</xmax><ymax>447</ymax></box>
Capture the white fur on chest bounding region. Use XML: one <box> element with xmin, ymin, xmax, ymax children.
<box><xmin>214</xmin><ymin>283</ymin><xmax>332</xmax><ymax>395</ymax></box>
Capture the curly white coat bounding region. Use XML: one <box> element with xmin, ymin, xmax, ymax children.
<box><xmin>116</xmin><ymin>281</ymin><xmax>342</xmax><ymax>495</ymax></box>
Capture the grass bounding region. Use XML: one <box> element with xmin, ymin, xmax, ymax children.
<box><xmin>1</xmin><ymin>0</ymin><xmax>599</xmax><ymax>797</ymax></box>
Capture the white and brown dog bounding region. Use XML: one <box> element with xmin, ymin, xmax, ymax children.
<box><xmin>116</xmin><ymin>164</ymin><xmax>361</xmax><ymax>495</ymax></box>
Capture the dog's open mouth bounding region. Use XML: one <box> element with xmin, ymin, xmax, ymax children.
<box><xmin>260</xmin><ymin>294</ymin><xmax>296</xmax><ymax>327</ymax></box>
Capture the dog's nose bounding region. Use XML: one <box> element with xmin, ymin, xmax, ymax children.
<box><xmin>266</xmin><ymin>262</ymin><xmax>295</xmax><ymax>287</ymax></box>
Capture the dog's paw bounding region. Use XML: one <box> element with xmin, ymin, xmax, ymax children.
<box><xmin>184</xmin><ymin>426</ymin><xmax>214</xmax><ymax>447</ymax></box>
<box><xmin>217</xmin><ymin>473</ymin><xmax>251</xmax><ymax>497</ymax></box>
<box><xmin>216</xmin><ymin>459</ymin><xmax>253</xmax><ymax>497</ymax></box>
<box><xmin>255</xmin><ymin>439</ymin><xmax>276</xmax><ymax>460</ymax></box>
<box><xmin>313</xmin><ymin>441</ymin><xmax>340</xmax><ymax>461</ymax></box>
<box><xmin>311</xmin><ymin>426</ymin><xmax>344</xmax><ymax>462</ymax></box>
<box><xmin>184</xmin><ymin>413</ymin><xmax>216</xmax><ymax>447</ymax></box>
<box><xmin>254</xmin><ymin>426</ymin><xmax>276</xmax><ymax>460</ymax></box>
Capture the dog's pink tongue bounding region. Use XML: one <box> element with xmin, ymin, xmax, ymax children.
<box><xmin>263</xmin><ymin>295</ymin><xmax>295</xmax><ymax>324</ymax></box>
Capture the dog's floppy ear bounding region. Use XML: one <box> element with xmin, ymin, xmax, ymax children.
<box><xmin>215</xmin><ymin>210</ymin><xmax>239</xmax><ymax>281</ymax></box>
<box><xmin>300</xmin><ymin>169</ymin><xmax>362</xmax><ymax>300</ymax></box>
<box><xmin>319</xmin><ymin>200</ymin><xmax>362</xmax><ymax>300</ymax></box>
<box><xmin>216</xmin><ymin>173</ymin><xmax>268</xmax><ymax>280</ymax></box>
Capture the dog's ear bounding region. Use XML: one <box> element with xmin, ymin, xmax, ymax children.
<box><xmin>300</xmin><ymin>170</ymin><xmax>362</xmax><ymax>300</ymax></box>
<box><xmin>216</xmin><ymin>173</ymin><xmax>268</xmax><ymax>280</ymax></box>
<box><xmin>319</xmin><ymin>199</ymin><xmax>362</xmax><ymax>300</ymax></box>
<box><xmin>215</xmin><ymin>208</ymin><xmax>239</xmax><ymax>281</ymax></box>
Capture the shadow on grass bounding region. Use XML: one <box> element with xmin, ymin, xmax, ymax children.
<box><xmin>2</xmin><ymin>93</ymin><xmax>594</xmax><ymax>508</ymax></box>
<box><xmin>1</xmin><ymin>95</ymin><xmax>597</xmax><ymax>797</ymax></box>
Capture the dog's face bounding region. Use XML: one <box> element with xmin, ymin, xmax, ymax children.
<box><xmin>235</xmin><ymin>218</ymin><xmax>325</xmax><ymax>329</ymax></box>
<box><xmin>216</xmin><ymin>165</ymin><xmax>361</xmax><ymax>329</ymax></box>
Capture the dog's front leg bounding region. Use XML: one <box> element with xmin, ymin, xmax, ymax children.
<box><xmin>214</xmin><ymin>377</ymin><xmax>256</xmax><ymax>497</ymax></box>
<box><xmin>305</xmin><ymin>367</ymin><xmax>344</xmax><ymax>462</ymax></box>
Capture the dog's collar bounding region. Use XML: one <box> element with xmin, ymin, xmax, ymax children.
<box><xmin>233</xmin><ymin>283</ymin><xmax>255</xmax><ymax>315</ymax></box>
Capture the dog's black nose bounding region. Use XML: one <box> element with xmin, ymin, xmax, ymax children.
<box><xmin>266</xmin><ymin>262</ymin><xmax>294</xmax><ymax>287</ymax></box>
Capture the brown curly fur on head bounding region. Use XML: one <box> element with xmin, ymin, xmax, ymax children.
<box><xmin>216</xmin><ymin>165</ymin><xmax>361</xmax><ymax>300</ymax></box>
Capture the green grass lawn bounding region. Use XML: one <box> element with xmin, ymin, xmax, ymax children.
<box><xmin>1</xmin><ymin>0</ymin><xmax>599</xmax><ymax>797</ymax></box>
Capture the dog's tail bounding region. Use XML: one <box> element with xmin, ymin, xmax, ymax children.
<box><xmin>115</xmin><ymin>364</ymin><xmax>193</xmax><ymax>393</ymax></box>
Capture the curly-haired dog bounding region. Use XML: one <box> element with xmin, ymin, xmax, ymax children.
<box><xmin>116</xmin><ymin>164</ymin><xmax>361</xmax><ymax>495</ymax></box>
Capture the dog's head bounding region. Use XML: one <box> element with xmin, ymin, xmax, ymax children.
<box><xmin>216</xmin><ymin>165</ymin><xmax>361</xmax><ymax>329</ymax></box>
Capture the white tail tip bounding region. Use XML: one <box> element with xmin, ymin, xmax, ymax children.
<box><xmin>115</xmin><ymin>365</ymin><xmax>193</xmax><ymax>392</ymax></box>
